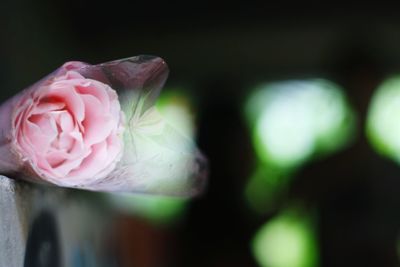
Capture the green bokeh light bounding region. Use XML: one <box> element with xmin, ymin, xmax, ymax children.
<box><xmin>252</xmin><ymin>208</ymin><xmax>318</xmax><ymax>267</ymax></box>
<box><xmin>110</xmin><ymin>193</ymin><xmax>187</xmax><ymax>225</ymax></box>
<box><xmin>367</xmin><ymin>76</ymin><xmax>400</xmax><ymax>163</ymax></box>
<box><xmin>245</xmin><ymin>165</ymin><xmax>292</xmax><ymax>214</ymax></box>
<box><xmin>156</xmin><ymin>89</ymin><xmax>196</xmax><ymax>139</ymax></box>
<box><xmin>245</xmin><ymin>79</ymin><xmax>355</xmax><ymax>169</ymax></box>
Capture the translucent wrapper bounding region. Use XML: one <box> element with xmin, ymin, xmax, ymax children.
<box><xmin>0</xmin><ymin>56</ymin><xmax>207</xmax><ymax>196</ymax></box>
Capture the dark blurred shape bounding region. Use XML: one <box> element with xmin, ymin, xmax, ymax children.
<box><xmin>114</xmin><ymin>215</ymin><xmax>174</xmax><ymax>267</ymax></box>
<box><xmin>178</xmin><ymin>78</ymin><xmax>256</xmax><ymax>267</ymax></box>
<box><xmin>24</xmin><ymin>211</ymin><xmax>61</xmax><ymax>267</ymax></box>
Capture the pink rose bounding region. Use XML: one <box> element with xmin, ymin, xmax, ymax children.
<box><xmin>11</xmin><ymin>68</ymin><xmax>124</xmax><ymax>186</ymax></box>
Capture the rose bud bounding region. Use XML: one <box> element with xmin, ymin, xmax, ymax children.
<box><xmin>0</xmin><ymin>56</ymin><xmax>207</xmax><ymax>196</ymax></box>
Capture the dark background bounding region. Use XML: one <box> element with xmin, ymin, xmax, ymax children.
<box><xmin>4</xmin><ymin>1</ymin><xmax>400</xmax><ymax>267</ymax></box>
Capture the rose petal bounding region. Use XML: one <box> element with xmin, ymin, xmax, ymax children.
<box><xmin>51</xmin><ymin>147</ymin><xmax>90</xmax><ymax>177</ymax></box>
<box><xmin>28</xmin><ymin>114</ymin><xmax>58</xmax><ymax>138</ymax></box>
<box><xmin>45</xmin><ymin>150</ymin><xmax>68</xmax><ymax>168</ymax></box>
<box><xmin>23</xmin><ymin>120</ymin><xmax>56</xmax><ymax>153</ymax></box>
<box><xmin>52</xmin><ymin>132</ymin><xmax>74</xmax><ymax>151</ymax></box>
<box><xmin>48</xmin><ymin>81</ymin><xmax>85</xmax><ymax>123</ymax></box>
<box><xmin>75</xmin><ymin>80</ymin><xmax>111</xmax><ymax>110</ymax></box>
<box><xmin>54</xmin><ymin>110</ymin><xmax>74</xmax><ymax>133</ymax></box>
<box><xmin>32</xmin><ymin>101</ymin><xmax>65</xmax><ymax>114</ymax></box>
<box><xmin>81</xmin><ymin>94</ymin><xmax>115</xmax><ymax>145</ymax></box>
<box><xmin>69</xmin><ymin>141</ymin><xmax>108</xmax><ymax>178</ymax></box>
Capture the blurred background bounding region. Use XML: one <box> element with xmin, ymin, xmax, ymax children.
<box><xmin>4</xmin><ymin>1</ymin><xmax>400</xmax><ymax>267</ymax></box>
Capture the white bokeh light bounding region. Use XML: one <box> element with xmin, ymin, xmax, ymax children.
<box><xmin>246</xmin><ymin>79</ymin><xmax>354</xmax><ymax>168</ymax></box>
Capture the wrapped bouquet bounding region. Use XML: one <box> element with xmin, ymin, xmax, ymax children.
<box><xmin>0</xmin><ymin>56</ymin><xmax>207</xmax><ymax>196</ymax></box>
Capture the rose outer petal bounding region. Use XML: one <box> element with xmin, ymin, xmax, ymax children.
<box><xmin>75</xmin><ymin>81</ymin><xmax>111</xmax><ymax>111</ymax></box>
